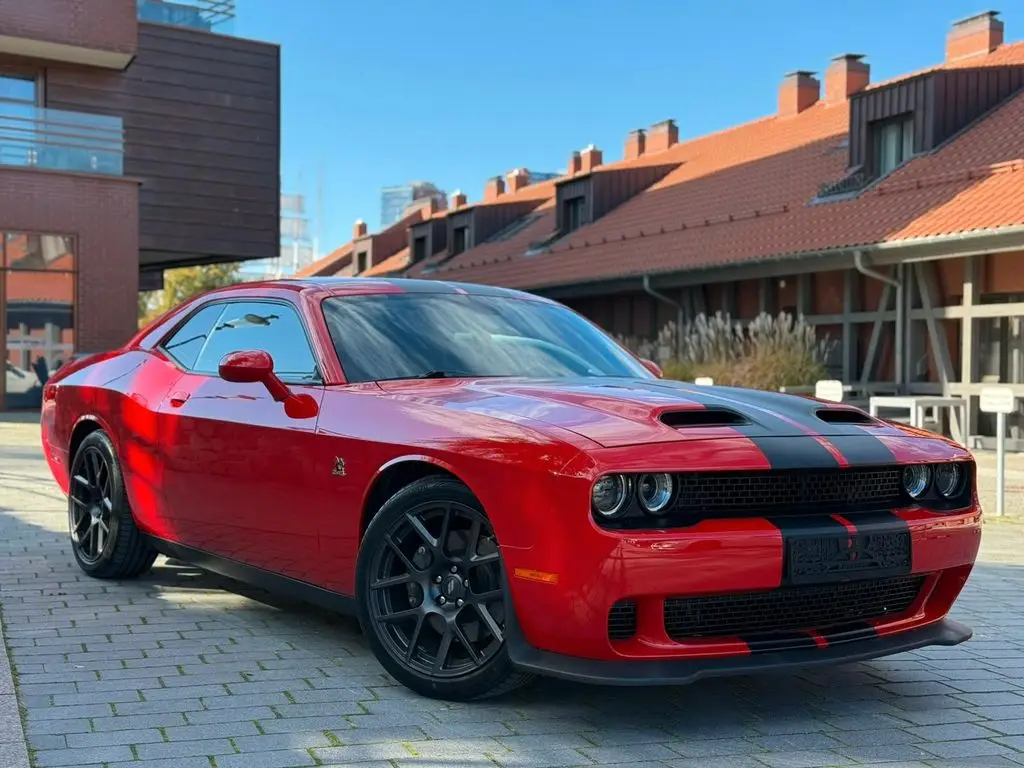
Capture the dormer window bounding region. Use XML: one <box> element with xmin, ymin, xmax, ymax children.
<box><xmin>562</xmin><ymin>197</ymin><xmax>585</xmax><ymax>234</ymax></box>
<box><xmin>356</xmin><ymin>251</ymin><xmax>369</xmax><ymax>273</ymax></box>
<box><xmin>452</xmin><ymin>226</ymin><xmax>468</xmax><ymax>255</ymax></box>
<box><xmin>412</xmin><ymin>235</ymin><xmax>427</xmax><ymax>263</ymax></box>
<box><xmin>872</xmin><ymin>114</ymin><xmax>914</xmax><ymax>176</ymax></box>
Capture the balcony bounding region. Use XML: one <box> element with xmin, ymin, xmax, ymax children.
<box><xmin>136</xmin><ymin>0</ymin><xmax>236</xmax><ymax>34</ymax></box>
<box><xmin>0</xmin><ymin>103</ymin><xmax>124</xmax><ymax>176</ymax></box>
<box><xmin>0</xmin><ymin>0</ymin><xmax>136</xmax><ymax>70</ymax></box>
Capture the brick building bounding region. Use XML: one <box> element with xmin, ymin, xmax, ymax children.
<box><xmin>0</xmin><ymin>0</ymin><xmax>280</xmax><ymax>409</ymax></box>
<box><xmin>301</xmin><ymin>11</ymin><xmax>1024</xmax><ymax>450</ymax></box>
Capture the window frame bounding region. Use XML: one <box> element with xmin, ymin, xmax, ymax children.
<box><xmin>156</xmin><ymin>297</ymin><xmax>324</xmax><ymax>386</ymax></box>
<box><xmin>870</xmin><ymin>113</ymin><xmax>915</xmax><ymax>177</ymax></box>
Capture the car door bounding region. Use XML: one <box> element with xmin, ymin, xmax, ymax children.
<box><xmin>154</xmin><ymin>298</ymin><xmax>325</xmax><ymax>582</ymax></box>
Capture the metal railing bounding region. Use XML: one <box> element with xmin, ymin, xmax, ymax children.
<box><xmin>136</xmin><ymin>0</ymin><xmax>236</xmax><ymax>32</ymax></box>
<box><xmin>818</xmin><ymin>167</ymin><xmax>871</xmax><ymax>198</ymax></box>
<box><xmin>0</xmin><ymin>102</ymin><xmax>124</xmax><ymax>176</ymax></box>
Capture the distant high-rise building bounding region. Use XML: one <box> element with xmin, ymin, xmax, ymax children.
<box><xmin>380</xmin><ymin>182</ymin><xmax>447</xmax><ymax>228</ymax></box>
<box><xmin>239</xmin><ymin>192</ymin><xmax>316</xmax><ymax>281</ymax></box>
<box><xmin>527</xmin><ymin>171</ymin><xmax>561</xmax><ymax>183</ymax></box>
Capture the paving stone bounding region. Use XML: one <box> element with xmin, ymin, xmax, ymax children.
<box><xmin>4</xmin><ymin>419</ymin><xmax>1024</xmax><ymax>768</ymax></box>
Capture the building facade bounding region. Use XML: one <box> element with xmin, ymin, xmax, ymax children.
<box><xmin>379</xmin><ymin>181</ymin><xmax>446</xmax><ymax>228</ymax></box>
<box><xmin>303</xmin><ymin>11</ymin><xmax>1024</xmax><ymax>450</ymax></box>
<box><xmin>0</xmin><ymin>0</ymin><xmax>281</xmax><ymax>409</ymax></box>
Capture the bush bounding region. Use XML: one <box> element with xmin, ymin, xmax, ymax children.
<box><xmin>617</xmin><ymin>311</ymin><xmax>835</xmax><ymax>391</ymax></box>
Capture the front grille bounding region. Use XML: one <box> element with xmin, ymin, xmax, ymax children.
<box><xmin>675</xmin><ymin>467</ymin><xmax>903</xmax><ymax>516</ymax></box>
<box><xmin>608</xmin><ymin>600</ymin><xmax>637</xmax><ymax>641</ymax></box>
<box><xmin>663</xmin><ymin>575</ymin><xmax>925</xmax><ymax>641</ymax></box>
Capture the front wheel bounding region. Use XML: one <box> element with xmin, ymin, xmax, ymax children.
<box><xmin>356</xmin><ymin>476</ymin><xmax>533</xmax><ymax>700</ymax></box>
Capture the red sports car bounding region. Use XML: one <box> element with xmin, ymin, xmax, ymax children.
<box><xmin>40</xmin><ymin>278</ymin><xmax>981</xmax><ymax>701</ymax></box>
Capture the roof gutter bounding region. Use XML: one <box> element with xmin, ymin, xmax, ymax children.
<box><xmin>642</xmin><ymin>274</ymin><xmax>684</xmax><ymax>357</ymax></box>
<box><xmin>853</xmin><ymin>249</ymin><xmax>900</xmax><ymax>287</ymax></box>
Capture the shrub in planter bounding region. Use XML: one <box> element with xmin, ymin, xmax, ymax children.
<box><xmin>617</xmin><ymin>311</ymin><xmax>834</xmax><ymax>391</ymax></box>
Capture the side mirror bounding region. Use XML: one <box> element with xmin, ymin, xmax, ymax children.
<box><xmin>218</xmin><ymin>350</ymin><xmax>318</xmax><ymax>419</ymax></box>
<box><xmin>640</xmin><ymin>358</ymin><xmax>663</xmax><ymax>378</ymax></box>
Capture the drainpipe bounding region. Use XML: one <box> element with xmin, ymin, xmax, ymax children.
<box><xmin>854</xmin><ymin>250</ymin><xmax>904</xmax><ymax>391</ymax></box>
<box><xmin>642</xmin><ymin>274</ymin><xmax>684</xmax><ymax>359</ymax></box>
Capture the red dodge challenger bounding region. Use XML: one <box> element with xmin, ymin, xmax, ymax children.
<box><xmin>40</xmin><ymin>278</ymin><xmax>981</xmax><ymax>700</ymax></box>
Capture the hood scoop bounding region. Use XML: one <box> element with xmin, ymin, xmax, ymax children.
<box><xmin>660</xmin><ymin>407</ymin><xmax>749</xmax><ymax>428</ymax></box>
<box><xmin>815</xmin><ymin>407</ymin><xmax>876</xmax><ymax>425</ymax></box>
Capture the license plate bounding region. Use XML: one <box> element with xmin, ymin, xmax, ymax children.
<box><xmin>787</xmin><ymin>530</ymin><xmax>911</xmax><ymax>585</ymax></box>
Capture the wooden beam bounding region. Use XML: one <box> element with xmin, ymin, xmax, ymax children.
<box><xmin>797</xmin><ymin>274</ymin><xmax>810</xmax><ymax>317</ymax></box>
<box><xmin>861</xmin><ymin>280</ymin><xmax>894</xmax><ymax>387</ymax></box>
<box><xmin>842</xmin><ymin>270</ymin><xmax>854</xmax><ymax>382</ymax></box>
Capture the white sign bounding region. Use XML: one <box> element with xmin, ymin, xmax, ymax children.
<box><xmin>815</xmin><ymin>379</ymin><xmax>845</xmax><ymax>403</ymax></box>
<box><xmin>694</xmin><ymin>377</ymin><xmax>714</xmax><ymax>386</ymax></box>
<box><xmin>980</xmin><ymin>386</ymin><xmax>1016</xmax><ymax>415</ymax></box>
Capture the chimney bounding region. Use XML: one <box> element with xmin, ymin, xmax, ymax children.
<box><xmin>483</xmin><ymin>175</ymin><xmax>505</xmax><ymax>202</ymax></box>
<box><xmin>624</xmin><ymin>129</ymin><xmax>646</xmax><ymax>161</ymax></box>
<box><xmin>580</xmin><ymin>144</ymin><xmax>603</xmax><ymax>173</ymax></box>
<box><xmin>778</xmin><ymin>71</ymin><xmax>820</xmax><ymax>116</ymax></box>
<box><xmin>451</xmin><ymin>189</ymin><xmax>467</xmax><ymax>208</ymax></box>
<box><xmin>647</xmin><ymin>119</ymin><xmax>679</xmax><ymax>153</ymax></box>
<box><xmin>567</xmin><ymin>150</ymin><xmax>582</xmax><ymax>176</ymax></box>
<box><xmin>825</xmin><ymin>54</ymin><xmax>870</xmax><ymax>103</ymax></box>
<box><xmin>353</xmin><ymin>219</ymin><xmax>367</xmax><ymax>239</ymax></box>
<box><xmin>506</xmin><ymin>167</ymin><xmax>530</xmax><ymax>192</ymax></box>
<box><xmin>946</xmin><ymin>10</ymin><xmax>1003</xmax><ymax>62</ymax></box>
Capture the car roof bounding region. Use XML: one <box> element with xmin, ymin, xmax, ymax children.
<box><xmin>216</xmin><ymin>276</ymin><xmax>554</xmax><ymax>302</ymax></box>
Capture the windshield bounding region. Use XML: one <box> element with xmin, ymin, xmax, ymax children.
<box><xmin>321</xmin><ymin>293</ymin><xmax>652</xmax><ymax>383</ymax></box>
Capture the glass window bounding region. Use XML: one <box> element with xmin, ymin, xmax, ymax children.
<box><xmin>161</xmin><ymin>303</ymin><xmax>226</xmax><ymax>370</ymax></box>
<box><xmin>321</xmin><ymin>293</ymin><xmax>652</xmax><ymax>384</ymax></box>
<box><xmin>4</xmin><ymin>233</ymin><xmax>76</xmax><ymax>270</ymax></box>
<box><xmin>191</xmin><ymin>301</ymin><xmax>320</xmax><ymax>382</ymax></box>
<box><xmin>0</xmin><ymin>72</ymin><xmax>37</xmax><ymax>104</ymax></box>
<box><xmin>874</xmin><ymin>115</ymin><xmax>915</xmax><ymax>176</ymax></box>
<box><xmin>4</xmin><ymin>270</ymin><xmax>75</xmax><ymax>409</ymax></box>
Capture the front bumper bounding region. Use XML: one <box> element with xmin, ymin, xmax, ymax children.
<box><xmin>506</xmin><ymin>603</ymin><xmax>972</xmax><ymax>685</ymax></box>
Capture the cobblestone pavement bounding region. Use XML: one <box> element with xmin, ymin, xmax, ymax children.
<box><xmin>2</xmin><ymin>415</ymin><xmax>1024</xmax><ymax>768</ymax></box>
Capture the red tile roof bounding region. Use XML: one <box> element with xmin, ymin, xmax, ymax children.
<box><xmin>307</xmin><ymin>36</ymin><xmax>1024</xmax><ymax>291</ymax></box>
<box><xmin>363</xmin><ymin>246</ymin><xmax>410</xmax><ymax>276</ymax></box>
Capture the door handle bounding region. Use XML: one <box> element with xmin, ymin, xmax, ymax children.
<box><xmin>168</xmin><ymin>391</ymin><xmax>190</xmax><ymax>407</ymax></box>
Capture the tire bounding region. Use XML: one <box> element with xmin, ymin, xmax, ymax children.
<box><xmin>356</xmin><ymin>476</ymin><xmax>534</xmax><ymax>701</ymax></box>
<box><xmin>67</xmin><ymin>430</ymin><xmax>157</xmax><ymax>579</ymax></box>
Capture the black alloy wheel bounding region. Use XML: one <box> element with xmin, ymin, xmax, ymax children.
<box><xmin>67</xmin><ymin>430</ymin><xmax>157</xmax><ymax>579</ymax></box>
<box><xmin>357</xmin><ymin>477</ymin><xmax>532</xmax><ymax>700</ymax></box>
<box><xmin>69</xmin><ymin>443</ymin><xmax>113</xmax><ymax>564</ymax></box>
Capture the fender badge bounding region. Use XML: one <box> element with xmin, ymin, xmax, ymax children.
<box><xmin>332</xmin><ymin>457</ymin><xmax>346</xmax><ymax>477</ymax></box>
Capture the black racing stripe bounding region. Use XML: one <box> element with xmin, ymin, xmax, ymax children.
<box><xmin>817</xmin><ymin>434</ymin><xmax>897</xmax><ymax>466</ymax></box>
<box><xmin>845</xmin><ymin>511</ymin><xmax>914</xmax><ymax>577</ymax></box>
<box><xmin>741</xmin><ymin>632</ymin><xmax>819</xmax><ymax>653</ymax></box>
<box><xmin>745</xmin><ymin>434</ymin><xmax>840</xmax><ymax>470</ymax></box>
<box><xmin>685</xmin><ymin>386</ymin><xmax>899</xmax><ymax>459</ymax></box>
<box><xmin>766</xmin><ymin>515</ymin><xmax>852</xmax><ymax>587</ymax></box>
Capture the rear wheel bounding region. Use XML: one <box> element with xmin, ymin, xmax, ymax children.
<box><xmin>356</xmin><ymin>477</ymin><xmax>533</xmax><ymax>700</ymax></box>
<box><xmin>68</xmin><ymin>430</ymin><xmax>157</xmax><ymax>579</ymax></box>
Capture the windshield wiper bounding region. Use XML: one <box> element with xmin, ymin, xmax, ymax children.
<box><xmin>410</xmin><ymin>370</ymin><xmax>479</xmax><ymax>379</ymax></box>
<box><xmin>376</xmin><ymin>370</ymin><xmax>500</xmax><ymax>382</ymax></box>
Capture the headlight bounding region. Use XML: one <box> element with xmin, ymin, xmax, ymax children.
<box><xmin>592</xmin><ymin>475</ymin><xmax>630</xmax><ymax>518</ymax></box>
<box><xmin>637</xmin><ymin>473</ymin><xmax>674</xmax><ymax>514</ymax></box>
<box><xmin>934</xmin><ymin>463</ymin><xmax>964</xmax><ymax>498</ymax></box>
<box><xmin>903</xmin><ymin>465</ymin><xmax>931</xmax><ymax>499</ymax></box>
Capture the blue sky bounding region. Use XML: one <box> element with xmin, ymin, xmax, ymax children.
<box><xmin>233</xmin><ymin>1</ymin><xmax>1021</xmax><ymax>256</ymax></box>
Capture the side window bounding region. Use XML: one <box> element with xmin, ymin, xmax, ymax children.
<box><xmin>161</xmin><ymin>303</ymin><xmax>225</xmax><ymax>369</ymax></box>
<box><xmin>192</xmin><ymin>301</ymin><xmax>320</xmax><ymax>382</ymax></box>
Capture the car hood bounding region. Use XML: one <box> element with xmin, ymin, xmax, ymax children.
<box><xmin>376</xmin><ymin>377</ymin><xmax>908</xmax><ymax>448</ymax></box>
